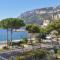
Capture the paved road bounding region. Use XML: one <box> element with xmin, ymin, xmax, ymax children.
<box><xmin>0</xmin><ymin>56</ymin><xmax>8</xmax><ymax>60</ymax></box>
<box><xmin>0</xmin><ymin>43</ymin><xmax>55</xmax><ymax>60</ymax></box>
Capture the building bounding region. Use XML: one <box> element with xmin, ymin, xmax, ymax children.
<box><xmin>41</xmin><ymin>19</ymin><xmax>50</xmax><ymax>28</ymax></box>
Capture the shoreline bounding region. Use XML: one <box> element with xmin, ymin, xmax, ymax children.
<box><xmin>0</xmin><ymin>39</ymin><xmax>22</xmax><ymax>43</ymax></box>
<box><xmin>0</xmin><ymin>39</ymin><xmax>29</xmax><ymax>49</ymax></box>
<box><xmin>0</xmin><ymin>39</ymin><xmax>21</xmax><ymax>49</ymax></box>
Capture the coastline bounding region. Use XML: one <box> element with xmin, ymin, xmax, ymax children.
<box><xmin>0</xmin><ymin>39</ymin><xmax>21</xmax><ymax>49</ymax></box>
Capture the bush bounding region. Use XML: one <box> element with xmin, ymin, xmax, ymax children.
<box><xmin>8</xmin><ymin>42</ymin><xmax>21</xmax><ymax>46</ymax></box>
<box><xmin>34</xmin><ymin>49</ymin><xmax>46</xmax><ymax>58</ymax></box>
<box><xmin>16</xmin><ymin>56</ymin><xmax>20</xmax><ymax>60</ymax></box>
<box><xmin>22</xmin><ymin>38</ymin><xmax>28</xmax><ymax>44</ymax></box>
<box><xmin>16</xmin><ymin>55</ymin><xmax>25</xmax><ymax>60</ymax></box>
<box><xmin>3</xmin><ymin>46</ymin><xmax>9</xmax><ymax>50</ymax></box>
<box><xmin>57</xmin><ymin>48</ymin><xmax>60</xmax><ymax>55</ymax></box>
<box><xmin>15</xmin><ymin>49</ymin><xmax>47</xmax><ymax>60</ymax></box>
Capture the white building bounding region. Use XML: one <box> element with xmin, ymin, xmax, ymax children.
<box><xmin>42</xmin><ymin>20</ymin><xmax>50</xmax><ymax>28</ymax></box>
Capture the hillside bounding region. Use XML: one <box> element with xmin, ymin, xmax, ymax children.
<box><xmin>18</xmin><ymin>5</ymin><xmax>60</xmax><ymax>25</ymax></box>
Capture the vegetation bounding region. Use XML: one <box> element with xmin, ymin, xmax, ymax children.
<box><xmin>26</xmin><ymin>24</ymin><xmax>40</xmax><ymax>33</ymax></box>
<box><xmin>26</xmin><ymin>24</ymin><xmax>40</xmax><ymax>59</ymax></box>
<box><xmin>16</xmin><ymin>49</ymin><xmax>48</xmax><ymax>60</ymax></box>
<box><xmin>34</xmin><ymin>49</ymin><xmax>47</xmax><ymax>58</ymax></box>
<box><xmin>3</xmin><ymin>46</ymin><xmax>9</xmax><ymax>50</ymax></box>
<box><xmin>46</xmin><ymin>19</ymin><xmax>60</xmax><ymax>45</ymax></box>
<box><xmin>22</xmin><ymin>38</ymin><xmax>28</xmax><ymax>44</ymax></box>
<box><xmin>26</xmin><ymin>24</ymin><xmax>40</xmax><ymax>44</ymax></box>
<box><xmin>0</xmin><ymin>17</ymin><xmax>60</xmax><ymax>60</ymax></box>
<box><xmin>0</xmin><ymin>18</ymin><xmax>25</xmax><ymax>46</ymax></box>
<box><xmin>46</xmin><ymin>19</ymin><xmax>60</xmax><ymax>33</ymax></box>
<box><xmin>57</xmin><ymin>49</ymin><xmax>60</xmax><ymax>55</ymax></box>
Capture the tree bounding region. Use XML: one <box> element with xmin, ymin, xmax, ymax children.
<box><xmin>46</xmin><ymin>19</ymin><xmax>60</xmax><ymax>46</ymax></box>
<box><xmin>46</xmin><ymin>19</ymin><xmax>60</xmax><ymax>33</ymax></box>
<box><xmin>0</xmin><ymin>18</ymin><xmax>25</xmax><ymax>46</ymax></box>
<box><xmin>26</xmin><ymin>24</ymin><xmax>40</xmax><ymax>60</ymax></box>
<box><xmin>0</xmin><ymin>19</ymin><xmax>11</xmax><ymax>47</ymax></box>
<box><xmin>26</xmin><ymin>24</ymin><xmax>40</xmax><ymax>44</ymax></box>
<box><xmin>7</xmin><ymin>18</ymin><xmax>25</xmax><ymax>46</ymax></box>
<box><xmin>36</xmin><ymin>28</ymin><xmax>47</xmax><ymax>48</ymax></box>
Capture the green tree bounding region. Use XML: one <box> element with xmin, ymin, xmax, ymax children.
<box><xmin>26</xmin><ymin>24</ymin><xmax>40</xmax><ymax>60</ymax></box>
<box><xmin>36</xmin><ymin>28</ymin><xmax>47</xmax><ymax>48</ymax></box>
<box><xmin>46</xmin><ymin>19</ymin><xmax>60</xmax><ymax>33</ymax></box>
<box><xmin>46</xmin><ymin>19</ymin><xmax>60</xmax><ymax>45</ymax></box>
<box><xmin>0</xmin><ymin>18</ymin><xmax>25</xmax><ymax>46</ymax></box>
<box><xmin>0</xmin><ymin>19</ymin><xmax>10</xmax><ymax>47</ymax></box>
<box><xmin>7</xmin><ymin>18</ymin><xmax>25</xmax><ymax>46</ymax></box>
<box><xmin>26</xmin><ymin>24</ymin><xmax>40</xmax><ymax>44</ymax></box>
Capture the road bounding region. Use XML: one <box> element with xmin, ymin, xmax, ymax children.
<box><xmin>0</xmin><ymin>43</ymin><xmax>55</xmax><ymax>60</ymax></box>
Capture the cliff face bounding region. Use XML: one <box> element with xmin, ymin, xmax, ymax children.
<box><xmin>18</xmin><ymin>5</ymin><xmax>60</xmax><ymax>25</ymax></box>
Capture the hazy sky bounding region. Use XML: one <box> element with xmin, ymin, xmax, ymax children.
<box><xmin>0</xmin><ymin>0</ymin><xmax>60</xmax><ymax>20</ymax></box>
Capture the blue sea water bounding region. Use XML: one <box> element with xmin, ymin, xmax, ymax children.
<box><xmin>0</xmin><ymin>29</ymin><xmax>28</xmax><ymax>42</ymax></box>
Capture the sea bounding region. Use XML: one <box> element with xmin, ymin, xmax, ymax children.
<box><xmin>0</xmin><ymin>29</ymin><xmax>28</xmax><ymax>43</ymax></box>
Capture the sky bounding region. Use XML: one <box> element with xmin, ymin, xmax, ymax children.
<box><xmin>0</xmin><ymin>0</ymin><xmax>60</xmax><ymax>20</ymax></box>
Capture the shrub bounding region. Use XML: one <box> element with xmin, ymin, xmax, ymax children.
<box><xmin>16</xmin><ymin>49</ymin><xmax>47</xmax><ymax>60</ymax></box>
<box><xmin>3</xmin><ymin>46</ymin><xmax>9</xmax><ymax>50</ymax></box>
<box><xmin>21</xmin><ymin>38</ymin><xmax>28</xmax><ymax>44</ymax></box>
<box><xmin>16</xmin><ymin>55</ymin><xmax>25</xmax><ymax>60</ymax></box>
<box><xmin>34</xmin><ymin>49</ymin><xmax>46</xmax><ymax>58</ymax></box>
<box><xmin>16</xmin><ymin>56</ymin><xmax>20</xmax><ymax>60</ymax></box>
<box><xmin>57</xmin><ymin>48</ymin><xmax>60</xmax><ymax>55</ymax></box>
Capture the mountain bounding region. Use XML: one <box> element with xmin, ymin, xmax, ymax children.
<box><xmin>18</xmin><ymin>5</ymin><xmax>60</xmax><ymax>25</ymax></box>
